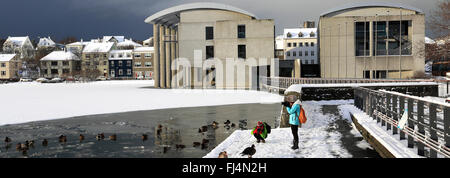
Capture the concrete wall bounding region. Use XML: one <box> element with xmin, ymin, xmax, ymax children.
<box><xmin>176</xmin><ymin>10</ymin><xmax>274</xmax><ymax>89</ymax></box>
<box><xmin>319</xmin><ymin>7</ymin><xmax>425</xmax><ymax>79</ymax></box>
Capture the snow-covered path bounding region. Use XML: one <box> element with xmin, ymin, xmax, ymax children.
<box><xmin>204</xmin><ymin>100</ymin><xmax>374</xmax><ymax>158</ymax></box>
<box><xmin>0</xmin><ymin>80</ymin><xmax>283</xmax><ymax>126</ymax></box>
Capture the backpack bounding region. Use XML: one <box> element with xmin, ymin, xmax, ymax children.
<box><xmin>298</xmin><ymin>105</ymin><xmax>307</xmax><ymax>124</ymax></box>
<box><xmin>264</xmin><ymin>122</ymin><xmax>271</xmax><ymax>134</ymax></box>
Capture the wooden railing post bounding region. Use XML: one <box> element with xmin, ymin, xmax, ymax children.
<box><xmin>407</xmin><ymin>98</ymin><xmax>414</xmax><ymax>148</ymax></box>
<box><xmin>429</xmin><ymin>103</ymin><xmax>438</xmax><ymax>158</ymax></box>
<box><xmin>417</xmin><ymin>100</ymin><xmax>425</xmax><ymax>156</ymax></box>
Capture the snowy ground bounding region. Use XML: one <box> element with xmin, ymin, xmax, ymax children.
<box><xmin>204</xmin><ymin>100</ymin><xmax>376</xmax><ymax>158</ymax></box>
<box><xmin>0</xmin><ymin>80</ymin><xmax>283</xmax><ymax>126</ymax></box>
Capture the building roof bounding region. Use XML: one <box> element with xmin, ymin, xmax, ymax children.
<box><xmin>133</xmin><ymin>47</ymin><xmax>154</xmax><ymax>52</ymax></box>
<box><xmin>40</xmin><ymin>51</ymin><xmax>80</xmax><ymax>61</ymax></box>
<box><xmin>320</xmin><ymin>2</ymin><xmax>424</xmax><ymax>17</ymax></box>
<box><xmin>145</xmin><ymin>2</ymin><xmax>258</xmax><ymax>26</ymax></box>
<box><xmin>117</xmin><ymin>39</ymin><xmax>143</xmax><ymax>48</ymax></box>
<box><xmin>103</xmin><ymin>36</ymin><xmax>125</xmax><ymax>43</ymax></box>
<box><xmin>0</xmin><ymin>54</ymin><xmax>17</xmax><ymax>62</ymax></box>
<box><xmin>5</xmin><ymin>36</ymin><xmax>30</xmax><ymax>47</ymax></box>
<box><xmin>283</xmin><ymin>28</ymin><xmax>317</xmax><ymax>39</ymax></box>
<box><xmin>83</xmin><ymin>42</ymin><xmax>115</xmax><ymax>53</ymax></box>
<box><xmin>67</xmin><ymin>40</ymin><xmax>91</xmax><ymax>46</ymax></box>
<box><xmin>37</xmin><ymin>37</ymin><xmax>56</xmax><ymax>48</ymax></box>
<box><xmin>109</xmin><ymin>50</ymin><xmax>133</xmax><ymax>60</ymax></box>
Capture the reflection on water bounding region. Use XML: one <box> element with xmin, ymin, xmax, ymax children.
<box><xmin>0</xmin><ymin>103</ymin><xmax>280</xmax><ymax>158</ymax></box>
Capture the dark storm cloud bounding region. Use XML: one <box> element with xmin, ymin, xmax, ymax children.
<box><xmin>0</xmin><ymin>0</ymin><xmax>440</xmax><ymax>42</ymax></box>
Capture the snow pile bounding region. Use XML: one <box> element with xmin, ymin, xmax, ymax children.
<box><xmin>204</xmin><ymin>100</ymin><xmax>356</xmax><ymax>158</ymax></box>
<box><xmin>0</xmin><ymin>80</ymin><xmax>283</xmax><ymax>126</ymax></box>
<box><xmin>338</xmin><ymin>104</ymin><xmax>422</xmax><ymax>158</ymax></box>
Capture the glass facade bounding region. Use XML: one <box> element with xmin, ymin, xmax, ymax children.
<box><xmin>355</xmin><ymin>22</ymin><xmax>370</xmax><ymax>56</ymax></box>
<box><xmin>373</xmin><ymin>20</ymin><xmax>411</xmax><ymax>56</ymax></box>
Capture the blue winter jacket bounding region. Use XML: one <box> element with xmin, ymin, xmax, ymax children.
<box><xmin>286</xmin><ymin>103</ymin><xmax>300</xmax><ymax>126</ymax></box>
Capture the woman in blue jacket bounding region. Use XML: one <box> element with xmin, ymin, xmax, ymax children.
<box><xmin>286</xmin><ymin>100</ymin><xmax>301</xmax><ymax>150</ymax></box>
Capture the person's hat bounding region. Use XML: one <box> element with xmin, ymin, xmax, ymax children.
<box><xmin>285</xmin><ymin>95</ymin><xmax>297</xmax><ymax>102</ymax></box>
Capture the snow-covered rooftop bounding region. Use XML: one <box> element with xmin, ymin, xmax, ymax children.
<box><xmin>133</xmin><ymin>47</ymin><xmax>154</xmax><ymax>52</ymax></box>
<box><xmin>5</xmin><ymin>36</ymin><xmax>29</xmax><ymax>47</ymax></box>
<box><xmin>67</xmin><ymin>40</ymin><xmax>91</xmax><ymax>46</ymax></box>
<box><xmin>103</xmin><ymin>36</ymin><xmax>125</xmax><ymax>43</ymax></box>
<box><xmin>40</xmin><ymin>51</ymin><xmax>80</xmax><ymax>61</ymax></box>
<box><xmin>37</xmin><ymin>37</ymin><xmax>56</xmax><ymax>48</ymax></box>
<box><xmin>109</xmin><ymin>50</ymin><xmax>133</xmax><ymax>60</ymax></box>
<box><xmin>83</xmin><ymin>42</ymin><xmax>115</xmax><ymax>53</ymax></box>
<box><xmin>117</xmin><ymin>39</ymin><xmax>143</xmax><ymax>48</ymax></box>
<box><xmin>284</xmin><ymin>28</ymin><xmax>317</xmax><ymax>39</ymax></box>
<box><xmin>0</xmin><ymin>54</ymin><xmax>17</xmax><ymax>62</ymax></box>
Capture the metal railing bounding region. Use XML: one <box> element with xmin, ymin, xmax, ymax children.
<box><xmin>354</xmin><ymin>87</ymin><xmax>450</xmax><ymax>158</ymax></box>
<box><xmin>260</xmin><ymin>76</ymin><xmax>436</xmax><ymax>91</ymax></box>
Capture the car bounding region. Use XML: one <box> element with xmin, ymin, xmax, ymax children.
<box><xmin>50</xmin><ymin>78</ymin><xmax>64</xmax><ymax>83</ymax></box>
<box><xmin>19</xmin><ymin>78</ymin><xmax>32</xmax><ymax>82</ymax></box>
<box><xmin>96</xmin><ymin>76</ymin><xmax>108</xmax><ymax>81</ymax></box>
<box><xmin>36</xmin><ymin>78</ymin><xmax>49</xmax><ymax>83</ymax></box>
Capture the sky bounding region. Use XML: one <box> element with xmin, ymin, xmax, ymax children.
<box><xmin>0</xmin><ymin>0</ymin><xmax>442</xmax><ymax>42</ymax></box>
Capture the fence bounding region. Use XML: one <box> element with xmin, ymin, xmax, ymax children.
<box><xmin>354</xmin><ymin>87</ymin><xmax>450</xmax><ymax>158</ymax></box>
<box><xmin>259</xmin><ymin>76</ymin><xmax>435</xmax><ymax>91</ymax></box>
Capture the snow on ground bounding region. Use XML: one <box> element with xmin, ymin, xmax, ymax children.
<box><xmin>204</xmin><ymin>100</ymin><xmax>358</xmax><ymax>158</ymax></box>
<box><xmin>0</xmin><ymin>80</ymin><xmax>283</xmax><ymax>126</ymax></box>
<box><xmin>338</xmin><ymin>104</ymin><xmax>422</xmax><ymax>158</ymax></box>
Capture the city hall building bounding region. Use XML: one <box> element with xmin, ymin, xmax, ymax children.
<box><xmin>145</xmin><ymin>2</ymin><xmax>275</xmax><ymax>89</ymax></box>
<box><xmin>318</xmin><ymin>2</ymin><xmax>425</xmax><ymax>79</ymax></box>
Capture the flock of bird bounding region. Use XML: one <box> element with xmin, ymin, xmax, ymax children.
<box><xmin>2</xmin><ymin>120</ymin><xmax>257</xmax><ymax>158</ymax></box>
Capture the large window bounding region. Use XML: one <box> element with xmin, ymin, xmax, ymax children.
<box><xmin>238</xmin><ymin>25</ymin><xmax>246</xmax><ymax>38</ymax></box>
<box><xmin>355</xmin><ymin>22</ymin><xmax>370</xmax><ymax>56</ymax></box>
<box><xmin>238</xmin><ymin>45</ymin><xmax>246</xmax><ymax>59</ymax></box>
<box><xmin>373</xmin><ymin>20</ymin><xmax>411</xmax><ymax>56</ymax></box>
<box><xmin>206</xmin><ymin>46</ymin><xmax>214</xmax><ymax>59</ymax></box>
<box><xmin>206</xmin><ymin>26</ymin><xmax>214</xmax><ymax>40</ymax></box>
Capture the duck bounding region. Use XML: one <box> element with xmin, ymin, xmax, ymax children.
<box><xmin>28</xmin><ymin>140</ymin><xmax>35</xmax><ymax>148</ymax></box>
<box><xmin>42</xmin><ymin>139</ymin><xmax>48</xmax><ymax>147</ymax></box>
<box><xmin>141</xmin><ymin>134</ymin><xmax>148</xmax><ymax>141</ymax></box>
<box><xmin>20</xmin><ymin>143</ymin><xmax>29</xmax><ymax>151</ymax></box>
<box><xmin>16</xmin><ymin>143</ymin><xmax>22</xmax><ymax>150</ymax></box>
<box><xmin>109</xmin><ymin>134</ymin><xmax>117</xmax><ymax>141</ymax></box>
<box><xmin>200</xmin><ymin>126</ymin><xmax>208</xmax><ymax>132</ymax></box>
<box><xmin>218</xmin><ymin>151</ymin><xmax>228</xmax><ymax>158</ymax></box>
<box><xmin>96</xmin><ymin>133</ymin><xmax>105</xmax><ymax>140</ymax></box>
<box><xmin>211</xmin><ymin>121</ymin><xmax>219</xmax><ymax>129</ymax></box>
<box><xmin>231</xmin><ymin>123</ymin><xmax>236</xmax><ymax>128</ymax></box>
<box><xmin>193</xmin><ymin>142</ymin><xmax>201</xmax><ymax>147</ymax></box>
<box><xmin>176</xmin><ymin>144</ymin><xmax>186</xmax><ymax>150</ymax></box>
<box><xmin>241</xmin><ymin>145</ymin><xmax>256</xmax><ymax>158</ymax></box>
<box><xmin>4</xmin><ymin>136</ymin><xmax>11</xmax><ymax>144</ymax></box>
<box><xmin>58</xmin><ymin>135</ymin><xmax>67</xmax><ymax>143</ymax></box>
<box><xmin>156</xmin><ymin>125</ymin><xmax>163</xmax><ymax>136</ymax></box>
<box><xmin>79</xmin><ymin>134</ymin><xmax>85</xmax><ymax>142</ymax></box>
<box><xmin>224</xmin><ymin>120</ymin><xmax>231</xmax><ymax>125</ymax></box>
<box><xmin>163</xmin><ymin>146</ymin><xmax>170</xmax><ymax>153</ymax></box>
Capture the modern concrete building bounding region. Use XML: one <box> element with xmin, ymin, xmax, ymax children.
<box><xmin>319</xmin><ymin>2</ymin><xmax>425</xmax><ymax>79</ymax></box>
<box><xmin>40</xmin><ymin>51</ymin><xmax>81</xmax><ymax>78</ymax></box>
<box><xmin>145</xmin><ymin>2</ymin><xmax>275</xmax><ymax>89</ymax></box>
<box><xmin>0</xmin><ymin>54</ymin><xmax>21</xmax><ymax>80</ymax></box>
<box><xmin>133</xmin><ymin>47</ymin><xmax>154</xmax><ymax>79</ymax></box>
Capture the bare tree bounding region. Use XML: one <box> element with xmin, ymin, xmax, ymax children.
<box><xmin>429</xmin><ymin>0</ymin><xmax>450</xmax><ymax>37</ymax></box>
<box><xmin>59</xmin><ymin>36</ymin><xmax>77</xmax><ymax>45</ymax></box>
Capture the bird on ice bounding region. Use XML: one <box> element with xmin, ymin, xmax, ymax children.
<box><xmin>241</xmin><ymin>144</ymin><xmax>256</xmax><ymax>158</ymax></box>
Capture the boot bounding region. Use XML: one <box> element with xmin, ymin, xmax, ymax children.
<box><xmin>291</xmin><ymin>140</ymin><xmax>299</xmax><ymax>150</ymax></box>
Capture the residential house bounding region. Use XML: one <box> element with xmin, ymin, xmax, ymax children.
<box><xmin>109</xmin><ymin>50</ymin><xmax>133</xmax><ymax>79</ymax></box>
<box><xmin>0</xmin><ymin>54</ymin><xmax>21</xmax><ymax>80</ymax></box>
<box><xmin>40</xmin><ymin>51</ymin><xmax>81</xmax><ymax>78</ymax></box>
<box><xmin>2</xmin><ymin>36</ymin><xmax>35</xmax><ymax>59</ymax></box>
<box><xmin>133</xmin><ymin>47</ymin><xmax>154</xmax><ymax>79</ymax></box>
<box><xmin>81</xmin><ymin>42</ymin><xmax>115</xmax><ymax>77</ymax></box>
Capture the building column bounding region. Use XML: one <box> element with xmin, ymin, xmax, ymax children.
<box><xmin>159</xmin><ymin>25</ymin><xmax>166</xmax><ymax>88</ymax></box>
<box><xmin>165</xmin><ymin>27</ymin><xmax>171</xmax><ymax>88</ymax></box>
<box><xmin>170</xmin><ymin>28</ymin><xmax>176</xmax><ymax>88</ymax></box>
<box><xmin>153</xmin><ymin>24</ymin><xmax>160</xmax><ymax>88</ymax></box>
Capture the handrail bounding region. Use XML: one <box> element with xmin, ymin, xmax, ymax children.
<box><xmin>354</xmin><ymin>87</ymin><xmax>450</xmax><ymax>158</ymax></box>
